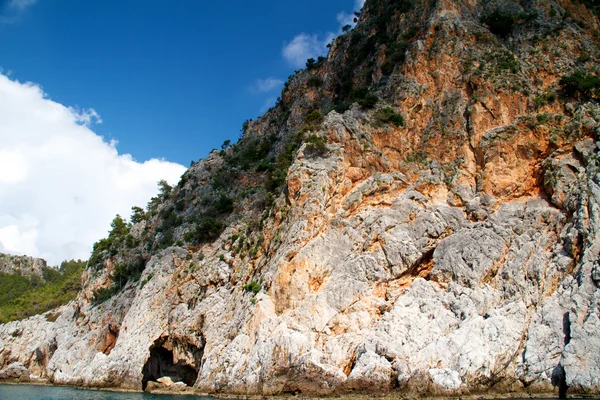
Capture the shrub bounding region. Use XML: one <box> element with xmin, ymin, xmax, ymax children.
<box><xmin>381</xmin><ymin>59</ymin><xmax>394</xmax><ymax>75</ymax></box>
<box><xmin>307</xmin><ymin>76</ymin><xmax>323</xmax><ymax>88</ymax></box>
<box><xmin>88</xmin><ymin>215</ymin><xmax>132</xmax><ymax>268</ymax></box>
<box><xmin>215</xmin><ymin>194</ymin><xmax>234</xmax><ymax>214</ymax></box>
<box><xmin>494</xmin><ymin>51</ymin><xmax>519</xmax><ymax>73</ymax></box>
<box><xmin>175</xmin><ymin>199</ymin><xmax>185</xmax><ymax>212</ymax></box>
<box><xmin>537</xmin><ymin>113</ymin><xmax>551</xmax><ymax>125</ymax></box>
<box><xmin>266</xmin><ymin>132</ymin><xmax>304</xmax><ymax>193</ymax></box>
<box><xmin>387</xmin><ymin>40</ymin><xmax>410</xmax><ymax>66</ymax></box>
<box><xmin>375</xmin><ymin>107</ymin><xmax>404</xmax><ymax>127</ymax></box>
<box><xmin>304</xmin><ymin>110</ymin><xmax>324</xmax><ymax>127</ymax></box>
<box><xmin>125</xmin><ymin>234</ymin><xmax>138</xmax><ymax>248</ymax></box>
<box><xmin>109</xmin><ymin>214</ymin><xmax>129</xmax><ymax>238</ymax></box>
<box><xmin>359</xmin><ymin>93</ymin><xmax>378</xmax><ymax>108</ymax></box>
<box><xmin>402</xmin><ymin>25</ymin><xmax>419</xmax><ymax>40</ymax></box>
<box><xmin>45</xmin><ymin>312</ymin><xmax>61</xmax><ymax>322</ymax></box>
<box><xmin>92</xmin><ymin>287</ymin><xmax>115</xmax><ymax>304</ymax></box>
<box><xmin>518</xmin><ymin>11</ymin><xmax>538</xmax><ymax>23</ymax></box>
<box><xmin>140</xmin><ymin>274</ymin><xmax>153</xmax><ymax>289</ymax></box>
<box><xmin>304</xmin><ymin>134</ymin><xmax>328</xmax><ymax>157</ymax></box>
<box><xmin>184</xmin><ymin>217</ymin><xmax>226</xmax><ymax>244</ymax></box>
<box><xmin>241</xmin><ymin>119</ymin><xmax>251</xmax><ymax>136</ymax></box>
<box><xmin>244</xmin><ymin>281</ymin><xmax>261</xmax><ymax>295</ymax></box>
<box><xmin>342</xmin><ymin>24</ymin><xmax>352</xmax><ymax>32</ymax></box>
<box><xmin>559</xmin><ymin>71</ymin><xmax>600</xmax><ymax>100</ymax></box>
<box><xmin>111</xmin><ymin>256</ymin><xmax>145</xmax><ymax>289</ymax></box>
<box><xmin>392</xmin><ymin>0</ymin><xmax>412</xmax><ymax>13</ymax></box>
<box><xmin>581</xmin><ymin>0</ymin><xmax>600</xmax><ymax>17</ymax></box>
<box><xmin>130</xmin><ymin>206</ymin><xmax>146</xmax><ymax>224</ymax></box>
<box><xmin>405</xmin><ymin>151</ymin><xmax>428</xmax><ymax>165</ymax></box>
<box><xmin>157</xmin><ymin>180</ymin><xmax>173</xmax><ymax>198</ymax></box>
<box><xmin>533</xmin><ymin>92</ymin><xmax>557</xmax><ymax>108</ymax></box>
<box><xmin>349</xmin><ymin>87</ymin><xmax>379</xmax><ymax>109</ymax></box>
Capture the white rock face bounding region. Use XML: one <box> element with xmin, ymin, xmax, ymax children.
<box><xmin>429</xmin><ymin>369</ymin><xmax>462</xmax><ymax>391</ymax></box>
<box><xmin>0</xmin><ymin>253</ymin><xmax>47</xmax><ymax>278</ymax></box>
<box><xmin>0</xmin><ymin>362</ymin><xmax>30</xmax><ymax>382</ymax></box>
<box><xmin>1</xmin><ymin>2</ymin><xmax>600</xmax><ymax>396</ymax></box>
<box><xmin>2</xmin><ymin>134</ymin><xmax>598</xmax><ymax>397</ymax></box>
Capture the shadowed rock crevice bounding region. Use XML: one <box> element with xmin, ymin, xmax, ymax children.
<box><xmin>552</xmin><ymin>364</ymin><xmax>568</xmax><ymax>399</ymax></box>
<box><xmin>552</xmin><ymin>312</ymin><xmax>572</xmax><ymax>399</ymax></box>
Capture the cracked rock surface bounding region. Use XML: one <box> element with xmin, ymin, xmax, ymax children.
<box><xmin>1</xmin><ymin>0</ymin><xmax>600</xmax><ymax>396</ymax></box>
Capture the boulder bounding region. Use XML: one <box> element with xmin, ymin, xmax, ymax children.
<box><xmin>0</xmin><ymin>362</ymin><xmax>30</xmax><ymax>382</ymax></box>
<box><xmin>156</xmin><ymin>376</ymin><xmax>174</xmax><ymax>387</ymax></box>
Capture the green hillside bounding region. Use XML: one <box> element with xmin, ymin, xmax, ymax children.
<box><xmin>0</xmin><ymin>260</ymin><xmax>85</xmax><ymax>324</ymax></box>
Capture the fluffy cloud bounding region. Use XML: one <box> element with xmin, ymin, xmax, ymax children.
<box><xmin>282</xmin><ymin>32</ymin><xmax>336</xmax><ymax>68</ymax></box>
<box><xmin>8</xmin><ymin>0</ymin><xmax>37</xmax><ymax>10</ymax></box>
<box><xmin>337</xmin><ymin>0</ymin><xmax>366</xmax><ymax>29</ymax></box>
<box><xmin>0</xmin><ymin>73</ymin><xmax>186</xmax><ymax>265</ymax></box>
<box><xmin>251</xmin><ymin>77</ymin><xmax>283</xmax><ymax>93</ymax></box>
<box><xmin>282</xmin><ymin>0</ymin><xmax>366</xmax><ymax>68</ymax></box>
<box><xmin>0</xmin><ymin>0</ymin><xmax>36</xmax><ymax>22</ymax></box>
<box><xmin>336</xmin><ymin>12</ymin><xmax>355</xmax><ymax>28</ymax></box>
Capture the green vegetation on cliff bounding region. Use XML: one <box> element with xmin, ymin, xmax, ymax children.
<box><xmin>0</xmin><ymin>259</ymin><xmax>85</xmax><ymax>323</ymax></box>
<box><xmin>80</xmin><ymin>0</ymin><xmax>425</xmax><ymax>303</ymax></box>
<box><xmin>560</xmin><ymin>71</ymin><xmax>600</xmax><ymax>100</ymax></box>
<box><xmin>82</xmin><ymin>0</ymin><xmax>600</xmax><ymax>309</ymax></box>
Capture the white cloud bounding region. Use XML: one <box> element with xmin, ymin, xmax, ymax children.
<box><xmin>0</xmin><ymin>73</ymin><xmax>186</xmax><ymax>265</ymax></box>
<box><xmin>1</xmin><ymin>0</ymin><xmax>36</xmax><ymax>23</ymax></box>
<box><xmin>251</xmin><ymin>77</ymin><xmax>283</xmax><ymax>93</ymax></box>
<box><xmin>8</xmin><ymin>0</ymin><xmax>37</xmax><ymax>10</ymax></box>
<box><xmin>282</xmin><ymin>32</ymin><xmax>336</xmax><ymax>68</ymax></box>
<box><xmin>337</xmin><ymin>11</ymin><xmax>355</xmax><ymax>28</ymax></box>
<box><xmin>69</xmin><ymin>106</ymin><xmax>102</xmax><ymax>125</ymax></box>
<box><xmin>337</xmin><ymin>0</ymin><xmax>365</xmax><ymax>30</ymax></box>
<box><xmin>281</xmin><ymin>0</ymin><xmax>366</xmax><ymax>68</ymax></box>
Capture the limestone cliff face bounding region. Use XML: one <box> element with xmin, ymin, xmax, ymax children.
<box><xmin>2</xmin><ymin>0</ymin><xmax>600</xmax><ymax>396</ymax></box>
<box><xmin>0</xmin><ymin>253</ymin><xmax>47</xmax><ymax>278</ymax></box>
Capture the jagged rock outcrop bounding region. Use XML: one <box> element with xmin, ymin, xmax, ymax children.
<box><xmin>1</xmin><ymin>0</ymin><xmax>600</xmax><ymax>397</ymax></box>
<box><xmin>0</xmin><ymin>362</ymin><xmax>30</xmax><ymax>382</ymax></box>
<box><xmin>0</xmin><ymin>253</ymin><xmax>47</xmax><ymax>278</ymax></box>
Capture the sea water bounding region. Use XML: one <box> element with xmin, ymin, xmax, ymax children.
<box><xmin>0</xmin><ymin>384</ymin><xmax>216</xmax><ymax>400</ymax></box>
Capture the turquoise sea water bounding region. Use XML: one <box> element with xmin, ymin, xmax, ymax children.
<box><xmin>4</xmin><ymin>385</ymin><xmax>597</xmax><ymax>400</ymax></box>
<box><xmin>0</xmin><ymin>384</ymin><xmax>216</xmax><ymax>400</ymax></box>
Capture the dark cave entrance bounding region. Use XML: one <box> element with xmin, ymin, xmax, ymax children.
<box><xmin>141</xmin><ymin>341</ymin><xmax>200</xmax><ymax>389</ymax></box>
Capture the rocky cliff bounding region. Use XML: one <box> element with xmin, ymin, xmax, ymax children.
<box><xmin>1</xmin><ymin>0</ymin><xmax>600</xmax><ymax>397</ymax></box>
<box><xmin>0</xmin><ymin>253</ymin><xmax>47</xmax><ymax>278</ymax></box>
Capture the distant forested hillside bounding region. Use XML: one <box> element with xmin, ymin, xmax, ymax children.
<box><xmin>0</xmin><ymin>260</ymin><xmax>85</xmax><ymax>323</ymax></box>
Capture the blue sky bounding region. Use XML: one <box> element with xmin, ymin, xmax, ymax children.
<box><xmin>0</xmin><ymin>0</ymin><xmax>363</xmax><ymax>166</ymax></box>
<box><xmin>0</xmin><ymin>0</ymin><xmax>364</xmax><ymax>263</ymax></box>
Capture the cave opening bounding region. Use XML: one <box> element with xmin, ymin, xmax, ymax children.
<box><xmin>141</xmin><ymin>344</ymin><xmax>199</xmax><ymax>389</ymax></box>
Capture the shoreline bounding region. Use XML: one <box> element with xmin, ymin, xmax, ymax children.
<box><xmin>0</xmin><ymin>380</ymin><xmax>571</xmax><ymax>399</ymax></box>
